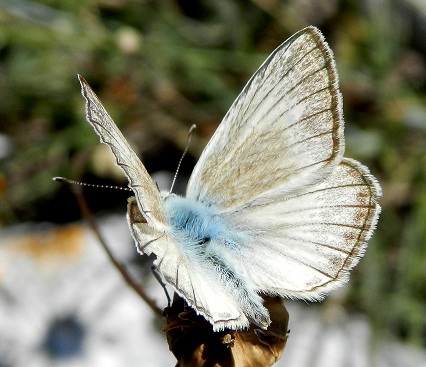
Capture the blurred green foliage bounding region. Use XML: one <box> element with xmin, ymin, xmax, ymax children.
<box><xmin>0</xmin><ymin>0</ymin><xmax>425</xmax><ymax>348</ymax></box>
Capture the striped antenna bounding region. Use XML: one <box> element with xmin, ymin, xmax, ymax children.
<box><xmin>53</xmin><ymin>177</ymin><xmax>132</xmax><ymax>192</ymax></box>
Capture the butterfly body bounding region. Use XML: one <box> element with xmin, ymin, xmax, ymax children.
<box><xmin>79</xmin><ymin>26</ymin><xmax>381</xmax><ymax>331</ymax></box>
<box><xmin>139</xmin><ymin>193</ymin><xmax>272</xmax><ymax>329</ymax></box>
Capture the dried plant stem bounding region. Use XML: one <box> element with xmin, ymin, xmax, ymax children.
<box><xmin>69</xmin><ymin>184</ymin><xmax>163</xmax><ymax>317</ymax></box>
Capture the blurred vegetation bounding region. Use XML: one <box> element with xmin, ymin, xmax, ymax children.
<box><xmin>0</xmin><ymin>0</ymin><xmax>425</xmax><ymax>349</ymax></box>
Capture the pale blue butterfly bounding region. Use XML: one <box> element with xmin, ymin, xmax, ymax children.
<box><xmin>78</xmin><ymin>26</ymin><xmax>381</xmax><ymax>331</ymax></box>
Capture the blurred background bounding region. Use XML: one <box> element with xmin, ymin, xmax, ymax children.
<box><xmin>0</xmin><ymin>0</ymin><xmax>426</xmax><ymax>366</ymax></box>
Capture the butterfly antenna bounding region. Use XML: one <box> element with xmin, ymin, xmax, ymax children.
<box><xmin>53</xmin><ymin>177</ymin><xmax>132</xmax><ymax>191</ymax></box>
<box><xmin>169</xmin><ymin>124</ymin><xmax>196</xmax><ymax>194</ymax></box>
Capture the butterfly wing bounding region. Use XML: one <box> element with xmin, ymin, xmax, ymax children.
<box><xmin>79</xmin><ymin>76</ymin><xmax>249</xmax><ymax>329</ymax></box>
<box><xmin>186</xmin><ymin>26</ymin><xmax>381</xmax><ymax>300</ymax></box>
<box><xmin>78</xmin><ymin>75</ymin><xmax>166</xmax><ymax>230</ymax></box>
<box><xmin>187</xmin><ymin>26</ymin><xmax>344</xmax><ymax>209</ymax></box>
<box><xmin>221</xmin><ymin>158</ymin><xmax>381</xmax><ymax>299</ymax></box>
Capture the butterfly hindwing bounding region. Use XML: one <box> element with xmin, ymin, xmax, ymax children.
<box><xmin>220</xmin><ymin>158</ymin><xmax>381</xmax><ymax>300</ymax></box>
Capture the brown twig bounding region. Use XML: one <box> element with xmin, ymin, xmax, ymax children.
<box><xmin>63</xmin><ymin>179</ymin><xmax>163</xmax><ymax>317</ymax></box>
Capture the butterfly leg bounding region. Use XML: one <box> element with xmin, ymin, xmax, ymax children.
<box><xmin>151</xmin><ymin>265</ymin><xmax>172</xmax><ymax>307</ymax></box>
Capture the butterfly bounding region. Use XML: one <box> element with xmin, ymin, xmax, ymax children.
<box><xmin>78</xmin><ymin>26</ymin><xmax>381</xmax><ymax>331</ymax></box>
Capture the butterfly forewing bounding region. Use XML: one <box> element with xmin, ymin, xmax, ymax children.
<box><xmin>187</xmin><ymin>26</ymin><xmax>344</xmax><ymax>209</ymax></box>
<box><xmin>78</xmin><ymin>75</ymin><xmax>167</xmax><ymax>230</ymax></box>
